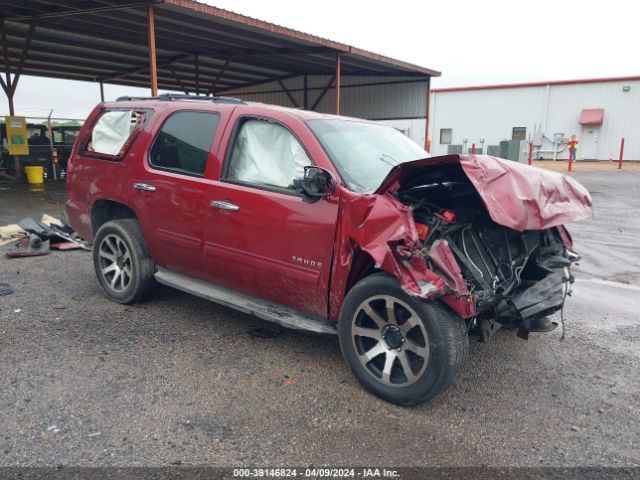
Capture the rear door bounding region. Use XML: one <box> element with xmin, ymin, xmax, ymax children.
<box><xmin>202</xmin><ymin>112</ymin><xmax>340</xmax><ymax>318</ymax></box>
<box><xmin>129</xmin><ymin>108</ymin><xmax>224</xmax><ymax>277</ymax></box>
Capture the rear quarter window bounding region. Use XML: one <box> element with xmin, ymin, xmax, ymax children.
<box><xmin>81</xmin><ymin>109</ymin><xmax>150</xmax><ymax>161</ymax></box>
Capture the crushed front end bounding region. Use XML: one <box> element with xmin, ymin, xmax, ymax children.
<box><xmin>372</xmin><ymin>154</ymin><xmax>592</xmax><ymax>341</ymax></box>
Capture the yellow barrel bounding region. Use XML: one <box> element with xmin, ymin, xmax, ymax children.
<box><xmin>25</xmin><ymin>165</ymin><xmax>44</xmax><ymax>185</ymax></box>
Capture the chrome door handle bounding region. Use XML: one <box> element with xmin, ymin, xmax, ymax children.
<box><xmin>210</xmin><ymin>200</ymin><xmax>240</xmax><ymax>211</ymax></box>
<box><xmin>133</xmin><ymin>182</ymin><xmax>156</xmax><ymax>192</ymax></box>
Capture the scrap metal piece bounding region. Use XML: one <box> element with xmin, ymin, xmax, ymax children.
<box><xmin>6</xmin><ymin>234</ymin><xmax>50</xmax><ymax>258</ymax></box>
<box><xmin>50</xmin><ymin>241</ymin><xmax>82</xmax><ymax>251</ymax></box>
<box><xmin>18</xmin><ymin>218</ymin><xmax>51</xmax><ymax>238</ymax></box>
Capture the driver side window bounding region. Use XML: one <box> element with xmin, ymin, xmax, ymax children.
<box><xmin>225</xmin><ymin>118</ymin><xmax>311</xmax><ymax>190</ymax></box>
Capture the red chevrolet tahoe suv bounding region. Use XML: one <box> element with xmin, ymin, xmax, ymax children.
<box><xmin>66</xmin><ymin>94</ymin><xmax>592</xmax><ymax>405</ymax></box>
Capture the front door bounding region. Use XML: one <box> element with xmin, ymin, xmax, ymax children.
<box><xmin>579</xmin><ymin>125</ymin><xmax>600</xmax><ymax>159</ymax></box>
<box><xmin>203</xmin><ymin>116</ymin><xmax>339</xmax><ymax>318</ymax></box>
<box><xmin>130</xmin><ymin>110</ymin><xmax>221</xmax><ymax>277</ymax></box>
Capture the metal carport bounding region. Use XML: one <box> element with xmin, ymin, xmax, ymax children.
<box><xmin>0</xmin><ymin>0</ymin><xmax>440</xmax><ymax>179</ymax></box>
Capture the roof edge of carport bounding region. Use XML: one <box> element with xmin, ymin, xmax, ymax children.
<box><xmin>162</xmin><ymin>0</ymin><xmax>441</xmax><ymax>77</ymax></box>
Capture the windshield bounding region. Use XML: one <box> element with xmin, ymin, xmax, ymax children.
<box><xmin>307</xmin><ymin>119</ymin><xmax>429</xmax><ymax>193</ymax></box>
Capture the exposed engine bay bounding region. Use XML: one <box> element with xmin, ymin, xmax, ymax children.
<box><xmin>396</xmin><ymin>162</ymin><xmax>579</xmax><ymax>341</ymax></box>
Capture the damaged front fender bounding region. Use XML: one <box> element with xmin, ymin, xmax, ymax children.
<box><xmin>329</xmin><ymin>189</ymin><xmax>473</xmax><ymax>321</ymax></box>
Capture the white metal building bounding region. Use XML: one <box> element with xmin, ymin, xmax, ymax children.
<box><xmin>427</xmin><ymin>76</ymin><xmax>640</xmax><ymax>160</ymax></box>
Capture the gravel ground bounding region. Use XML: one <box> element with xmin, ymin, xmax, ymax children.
<box><xmin>0</xmin><ymin>171</ymin><xmax>639</xmax><ymax>468</ymax></box>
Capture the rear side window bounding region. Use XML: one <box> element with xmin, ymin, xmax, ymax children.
<box><xmin>85</xmin><ymin>110</ymin><xmax>145</xmax><ymax>158</ymax></box>
<box><xmin>149</xmin><ymin>111</ymin><xmax>220</xmax><ymax>177</ymax></box>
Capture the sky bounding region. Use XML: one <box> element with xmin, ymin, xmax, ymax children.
<box><xmin>2</xmin><ymin>0</ymin><xmax>637</xmax><ymax>119</ymax></box>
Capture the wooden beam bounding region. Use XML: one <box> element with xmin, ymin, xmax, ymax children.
<box><xmin>311</xmin><ymin>76</ymin><xmax>335</xmax><ymax>111</ymax></box>
<box><xmin>277</xmin><ymin>79</ymin><xmax>299</xmax><ymax>108</ymax></box>
<box><xmin>147</xmin><ymin>4</ymin><xmax>158</xmax><ymax>96</ymax></box>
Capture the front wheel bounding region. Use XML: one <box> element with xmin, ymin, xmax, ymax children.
<box><xmin>338</xmin><ymin>273</ymin><xmax>468</xmax><ymax>406</ymax></box>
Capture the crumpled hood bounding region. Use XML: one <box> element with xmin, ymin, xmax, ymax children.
<box><xmin>375</xmin><ymin>154</ymin><xmax>593</xmax><ymax>231</ymax></box>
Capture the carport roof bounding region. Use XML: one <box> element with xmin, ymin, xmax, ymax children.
<box><xmin>0</xmin><ymin>0</ymin><xmax>440</xmax><ymax>94</ymax></box>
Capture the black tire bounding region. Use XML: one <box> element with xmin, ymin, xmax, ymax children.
<box><xmin>338</xmin><ymin>273</ymin><xmax>468</xmax><ymax>406</ymax></box>
<box><xmin>92</xmin><ymin>219</ymin><xmax>156</xmax><ymax>304</ymax></box>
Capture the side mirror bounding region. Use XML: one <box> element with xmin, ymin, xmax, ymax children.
<box><xmin>295</xmin><ymin>166</ymin><xmax>337</xmax><ymax>203</ymax></box>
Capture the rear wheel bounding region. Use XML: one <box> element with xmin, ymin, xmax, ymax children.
<box><xmin>92</xmin><ymin>219</ymin><xmax>155</xmax><ymax>304</ymax></box>
<box><xmin>339</xmin><ymin>273</ymin><xmax>468</xmax><ymax>405</ymax></box>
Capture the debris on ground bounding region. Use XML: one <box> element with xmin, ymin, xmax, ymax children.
<box><xmin>5</xmin><ymin>234</ymin><xmax>50</xmax><ymax>258</ymax></box>
<box><xmin>2</xmin><ymin>212</ymin><xmax>90</xmax><ymax>258</ymax></box>
<box><xmin>0</xmin><ymin>283</ymin><xmax>12</xmax><ymax>296</ymax></box>
<box><xmin>0</xmin><ymin>224</ymin><xmax>27</xmax><ymax>247</ymax></box>
<box><xmin>50</xmin><ymin>241</ymin><xmax>83</xmax><ymax>251</ymax></box>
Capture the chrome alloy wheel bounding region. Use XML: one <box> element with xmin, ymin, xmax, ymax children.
<box><xmin>351</xmin><ymin>294</ymin><xmax>429</xmax><ymax>387</ymax></box>
<box><xmin>97</xmin><ymin>234</ymin><xmax>132</xmax><ymax>293</ymax></box>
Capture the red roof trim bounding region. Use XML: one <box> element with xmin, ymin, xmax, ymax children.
<box><xmin>432</xmin><ymin>75</ymin><xmax>640</xmax><ymax>93</ymax></box>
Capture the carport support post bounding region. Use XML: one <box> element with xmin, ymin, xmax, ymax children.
<box><xmin>99</xmin><ymin>81</ymin><xmax>105</xmax><ymax>102</ymax></box>
<box><xmin>335</xmin><ymin>53</ymin><xmax>341</xmax><ymax>115</ymax></box>
<box><xmin>425</xmin><ymin>77</ymin><xmax>431</xmax><ymax>152</ymax></box>
<box><xmin>147</xmin><ymin>4</ymin><xmax>158</xmax><ymax>96</ymax></box>
<box><xmin>1</xmin><ymin>19</ymin><xmax>35</xmax><ymax>181</ymax></box>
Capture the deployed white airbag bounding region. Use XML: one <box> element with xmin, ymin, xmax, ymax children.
<box><xmin>230</xmin><ymin>119</ymin><xmax>310</xmax><ymax>188</ymax></box>
<box><xmin>91</xmin><ymin>110</ymin><xmax>134</xmax><ymax>155</ymax></box>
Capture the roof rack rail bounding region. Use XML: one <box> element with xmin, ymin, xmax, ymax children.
<box><xmin>115</xmin><ymin>93</ymin><xmax>245</xmax><ymax>104</ymax></box>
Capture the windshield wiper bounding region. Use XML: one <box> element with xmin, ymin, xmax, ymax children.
<box><xmin>379</xmin><ymin>153</ymin><xmax>399</xmax><ymax>167</ymax></box>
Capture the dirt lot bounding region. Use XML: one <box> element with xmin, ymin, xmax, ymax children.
<box><xmin>0</xmin><ymin>167</ymin><xmax>639</xmax><ymax>469</ymax></box>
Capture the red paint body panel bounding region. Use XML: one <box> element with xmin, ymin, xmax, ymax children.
<box><xmin>377</xmin><ymin>154</ymin><xmax>593</xmax><ymax>232</ymax></box>
<box><xmin>196</xmin><ymin>106</ymin><xmax>340</xmax><ymax>318</ymax></box>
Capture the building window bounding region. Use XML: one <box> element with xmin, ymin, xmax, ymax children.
<box><xmin>512</xmin><ymin>127</ymin><xmax>526</xmax><ymax>141</ymax></box>
<box><xmin>149</xmin><ymin>111</ymin><xmax>220</xmax><ymax>177</ymax></box>
<box><xmin>440</xmin><ymin>128</ymin><xmax>452</xmax><ymax>144</ymax></box>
